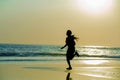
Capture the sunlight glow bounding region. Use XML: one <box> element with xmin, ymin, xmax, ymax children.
<box><xmin>76</xmin><ymin>0</ymin><xmax>115</xmax><ymax>16</ymax></box>
<box><xmin>83</xmin><ymin>60</ymin><xmax>108</xmax><ymax>65</ymax></box>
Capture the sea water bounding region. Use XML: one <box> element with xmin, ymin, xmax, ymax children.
<box><xmin>0</xmin><ymin>44</ymin><xmax>120</xmax><ymax>62</ymax></box>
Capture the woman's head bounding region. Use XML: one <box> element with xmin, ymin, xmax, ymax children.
<box><xmin>66</xmin><ymin>30</ymin><xmax>72</xmax><ymax>36</ymax></box>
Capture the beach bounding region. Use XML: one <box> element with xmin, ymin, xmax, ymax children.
<box><xmin>0</xmin><ymin>59</ymin><xmax>120</xmax><ymax>80</ymax></box>
<box><xmin>0</xmin><ymin>44</ymin><xmax>120</xmax><ymax>80</ymax></box>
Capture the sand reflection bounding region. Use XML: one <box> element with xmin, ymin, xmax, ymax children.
<box><xmin>82</xmin><ymin>59</ymin><xmax>108</xmax><ymax>65</ymax></box>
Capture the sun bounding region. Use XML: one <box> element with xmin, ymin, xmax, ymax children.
<box><xmin>76</xmin><ymin>0</ymin><xmax>115</xmax><ymax>16</ymax></box>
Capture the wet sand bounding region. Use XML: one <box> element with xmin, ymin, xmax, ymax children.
<box><xmin>0</xmin><ymin>59</ymin><xmax>120</xmax><ymax>80</ymax></box>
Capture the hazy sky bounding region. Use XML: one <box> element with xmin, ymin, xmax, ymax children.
<box><xmin>0</xmin><ymin>0</ymin><xmax>120</xmax><ymax>46</ymax></box>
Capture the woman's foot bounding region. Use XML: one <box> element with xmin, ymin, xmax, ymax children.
<box><xmin>66</xmin><ymin>67</ymin><xmax>72</xmax><ymax>70</ymax></box>
<box><xmin>75</xmin><ymin>51</ymin><xmax>80</xmax><ymax>57</ymax></box>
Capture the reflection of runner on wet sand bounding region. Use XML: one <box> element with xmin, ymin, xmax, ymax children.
<box><xmin>66</xmin><ymin>72</ymin><xmax>72</xmax><ymax>80</ymax></box>
<box><xmin>61</xmin><ymin>30</ymin><xmax>79</xmax><ymax>70</ymax></box>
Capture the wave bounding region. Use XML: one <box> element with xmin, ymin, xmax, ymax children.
<box><xmin>0</xmin><ymin>52</ymin><xmax>65</xmax><ymax>57</ymax></box>
<box><xmin>0</xmin><ymin>52</ymin><xmax>120</xmax><ymax>59</ymax></box>
<box><xmin>0</xmin><ymin>44</ymin><xmax>120</xmax><ymax>60</ymax></box>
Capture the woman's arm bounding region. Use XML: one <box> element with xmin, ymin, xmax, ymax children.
<box><xmin>61</xmin><ymin>44</ymin><xmax>67</xmax><ymax>49</ymax></box>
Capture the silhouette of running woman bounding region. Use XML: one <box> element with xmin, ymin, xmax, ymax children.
<box><xmin>61</xmin><ymin>30</ymin><xmax>79</xmax><ymax>70</ymax></box>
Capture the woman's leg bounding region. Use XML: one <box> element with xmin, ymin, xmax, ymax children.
<box><xmin>66</xmin><ymin>58</ymin><xmax>72</xmax><ymax>69</ymax></box>
<box><xmin>66</xmin><ymin>48</ymin><xmax>74</xmax><ymax>70</ymax></box>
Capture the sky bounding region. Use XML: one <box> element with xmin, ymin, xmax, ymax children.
<box><xmin>0</xmin><ymin>0</ymin><xmax>120</xmax><ymax>47</ymax></box>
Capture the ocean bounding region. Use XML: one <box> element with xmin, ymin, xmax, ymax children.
<box><xmin>0</xmin><ymin>44</ymin><xmax>120</xmax><ymax>62</ymax></box>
